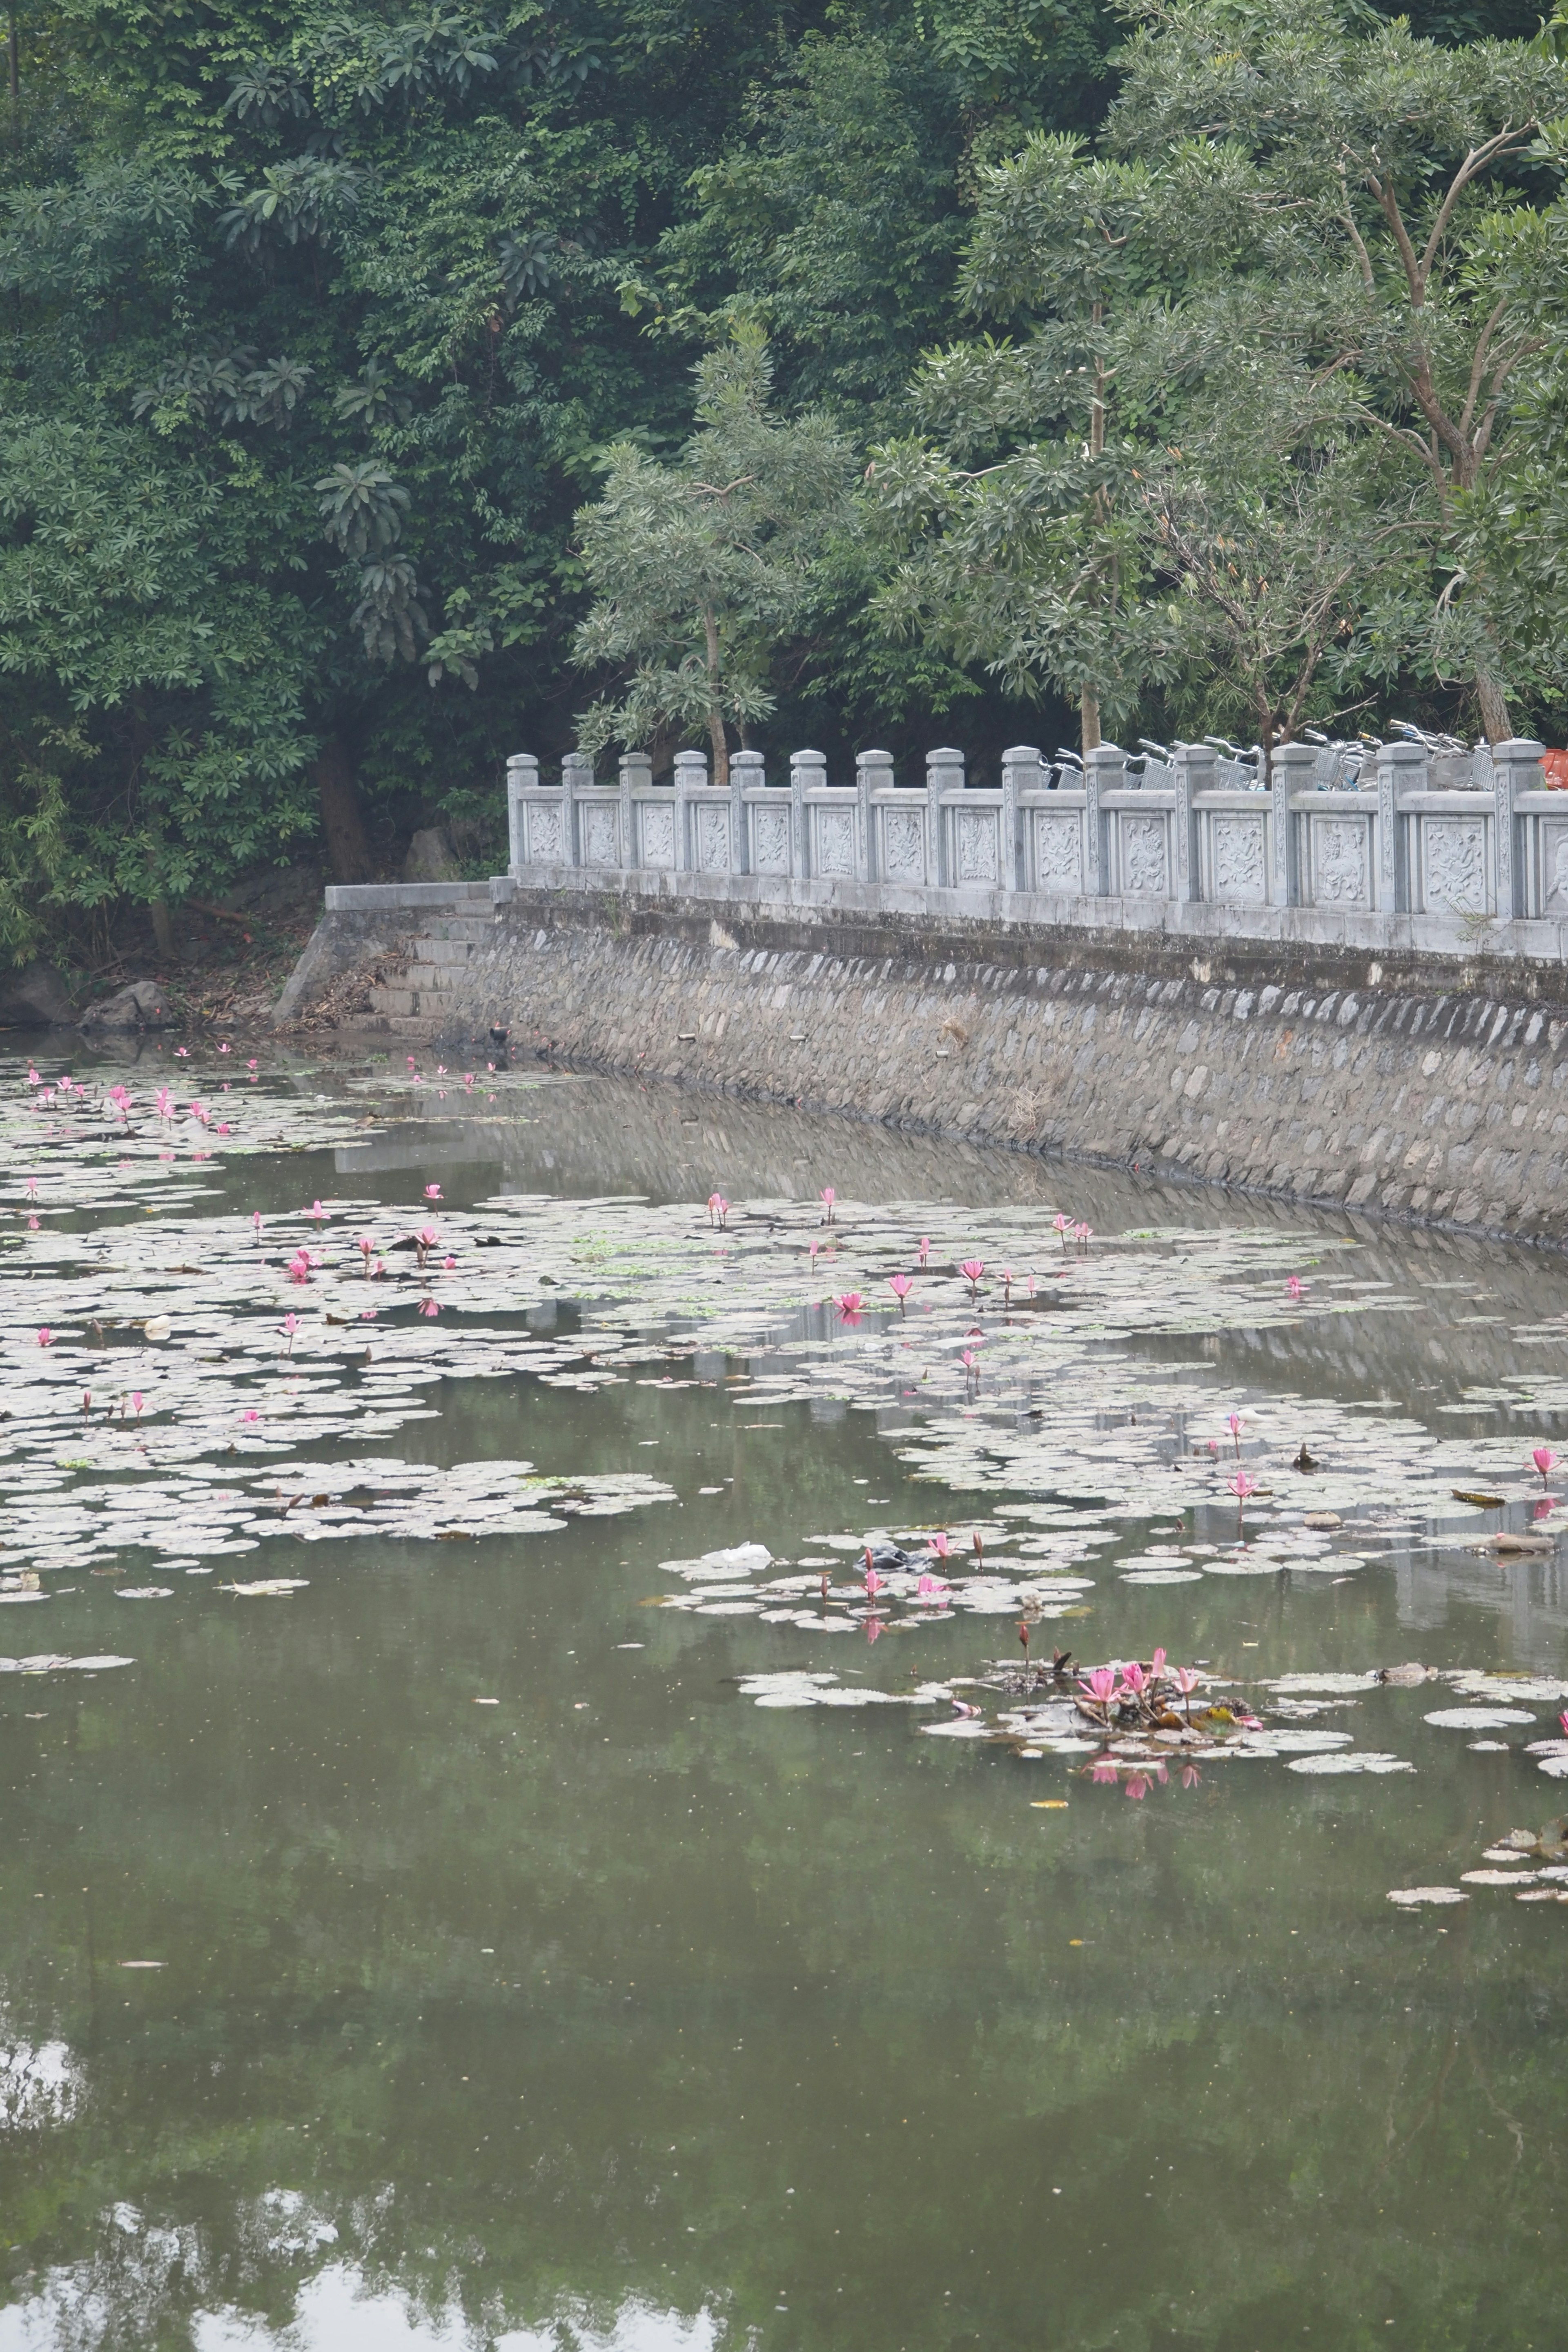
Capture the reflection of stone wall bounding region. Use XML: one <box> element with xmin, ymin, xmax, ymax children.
<box><xmin>335</xmin><ymin>1070</ymin><xmax>1568</xmax><ymax>1384</ymax></box>
<box><xmin>289</xmin><ymin>889</ymin><xmax>1568</xmax><ymax>1244</ymax></box>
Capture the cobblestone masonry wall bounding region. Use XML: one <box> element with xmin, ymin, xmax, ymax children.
<box><xmin>279</xmin><ymin>886</ymin><xmax>1568</xmax><ymax>1245</ymax></box>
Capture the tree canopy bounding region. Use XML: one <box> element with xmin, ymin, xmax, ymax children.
<box><xmin>0</xmin><ymin>0</ymin><xmax>1564</xmax><ymax>962</ymax></box>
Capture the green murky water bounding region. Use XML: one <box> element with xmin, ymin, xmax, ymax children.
<box><xmin>3</xmin><ymin>1048</ymin><xmax>1568</xmax><ymax>2352</ymax></box>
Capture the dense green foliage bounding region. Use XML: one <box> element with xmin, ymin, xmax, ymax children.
<box><xmin>0</xmin><ymin>0</ymin><xmax>1565</xmax><ymax>960</ymax></box>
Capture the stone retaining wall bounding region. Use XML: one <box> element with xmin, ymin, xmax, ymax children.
<box><xmin>278</xmin><ymin>880</ymin><xmax>1568</xmax><ymax>1245</ymax></box>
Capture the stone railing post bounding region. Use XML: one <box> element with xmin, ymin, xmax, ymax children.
<box><xmin>619</xmin><ymin>751</ymin><xmax>651</xmax><ymax>870</ymax></box>
<box><xmin>791</xmin><ymin>749</ymin><xmax>824</xmax><ymax>878</ymax></box>
<box><xmin>1269</xmin><ymin>743</ymin><xmax>1314</xmax><ymax>906</ymax></box>
<box><xmin>1000</xmin><ymin>746</ymin><xmax>1039</xmax><ymax>893</ymax></box>
<box><xmin>505</xmin><ymin>753</ymin><xmax>537</xmax><ymax>875</ymax></box>
<box><xmin>1172</xmin><ymin>742</ymin><xmax>1215</xmax><ymax>902</ymax></box>
<box><xmin>857</xmin><ymin>749</ymin><xmax>894</xmax><ymax>883</ymax></box>
<box><xmin>1083</xmin><ymin>744</ymin><xmax>1124</xmax><ymax>896</ymax></box>
<box><xmin>561</xmin><ymin>751</ymin><xmax>593</xmax><ymax>865</ymax></box>
<box><xmin>1375</xmin><ymin>739</ymin><xmax>1423</xmax><ymax>913</ymax></box>
<box><xmin>927</xmin><ymin>746</ymin><xmax>964</xmax><ymax>886</ymax></box>
<box><xmin>1492</xmin><ymin>738</ymin><xmax>1544</xmax><ymax>920</ymax></box>
<box><xmin>672</xmin><ymin>749</ymin><xmax>706</xmax><ymax>872</ymax></box>
<box><xmin>728</xmin><ymin>749</ymin><xmax>761</xmax><ymax>874</ymax></box>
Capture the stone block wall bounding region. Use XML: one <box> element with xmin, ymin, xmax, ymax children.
<box><xmin>276</xmin><ymin>880</ymin><xmax>1568</xmax><ymax>1245</ymax></box>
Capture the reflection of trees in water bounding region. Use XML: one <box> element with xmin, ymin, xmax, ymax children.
<box><xmin>4</xmin><ymin>1071</ymin><xmax>1567</xmax><ymax>2347</ymax></box>
<box><xmin>3</xmin><ymin>1519</ymin><xmax>1567</xmax><ymax>2352</ymax></box>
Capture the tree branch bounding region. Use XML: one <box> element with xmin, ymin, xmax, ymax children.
<box><xmin>1334</xmin><ymin>167</ymin><xmax>1376</xmax><ymax>295</ymax></box>
<box><xmin>1419</xmin><ymin>124</ymin><xmax>1535</xmax><ymax>289</ymax></box>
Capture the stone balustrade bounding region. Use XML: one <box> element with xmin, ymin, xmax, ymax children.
<box><xmin>476</xmin><ymin>736</ymin><xmax>1568</xmax><ymax>958</ymax></box>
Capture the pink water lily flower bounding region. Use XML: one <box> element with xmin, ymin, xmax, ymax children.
<box><xmin>424</xmin><ymin>1183</ymin><xmax>442</xmax><ymax>1201</ymax></box>
<box><xmin>420</xmin><ymin>1298</ymin><xmax>440</xmax><ymax>1317</ymax></box>
<box><xmin>916</xmin><ymin>1574</ymin><xmax>949</xmax><ymax>1603</ymax></box>
<box><xmin>242</xmin><ymin>1409</ymin><xmax>259</xmax><ymax>1424</ymax></box>
<box><xmin>1150</xmin><ymin>1647</ymin><xmax>1167</xmax><ymax>1679</ymax></box>
<box><xmin>1533</xmin><ymin>1444</ymin><xmax>1558</xmax><ymax>1487</ymax></box>
<box><xmin>888</xmin><ymin>1272</ymin><xmax>913</xmax><ymax>1308</ymax></box>
<box><xmin>1053</xmin><ymin>1212</ymin><xmax>1071</xmax><ymax>1250</ymax></box>
<box><xmin>959</xmin><ymin>1257</ymin><xmax>984</xmax><ymax>1297</ymax></box>
<box><xmin>247</xmin><ymin>1059</ymin><xmax>258</xmax><ymax>1072</ymax></box>
<box><xmin>1120</xmin><ymin>1661</ymin><xmax>1148</xmax><ymax>1698</ymax></box>
<box><xmin>131</xmin><ymin>1392</ymin><xmax>143</xmax><ymax>1415</ymax></box>
<box><xmin>1173</xmin><ymin>1666</ymin><xmax>1201</xmax><ymax>1699</ymax></box>
<box><xmin>1285</xmin><ymin>1274</ymin><xmax>1303</xmax><ymax>1301</ymax></box>
<box><xmin>820</xmin><ymin>1186</ymin><xmax>836</xmax><ymax>1224</ymax></box>
<box><xmin>36</xmin><ymin>1327</ymin><xmax>52</xmax><ymax>1347</ymax></box>
<box><xmin>929</xmin><ymin>1531</ymin><xmax>951</xmax><ymax>1559</ymax></box>
<box><xmin>1229</xmin><ymin>1470</ymin><xmax>1258</xmax><ymax>1502</ymax></box>
<box><xmin>1080</xmin><ymin>1665</ymin><xmax>1120</xmax><ymax>1708</ymax></box>
<box><xmin>835</xmin><ymin>1291</ymin><xmax>864</xmax><ymax>1321</ymax></box>
<box><xmin>918</xmin><ymin>1236</ymin><xmax>930</xmax><ymax>1267</ymax></box>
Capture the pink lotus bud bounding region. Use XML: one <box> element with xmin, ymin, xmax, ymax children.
<box><xmin>36</xmin><ymin>1327</ymin><xmax>51</xmax><ymax>1347</ymax></box>
<box><xmin>1534</xmin><ymin>1445</ymin><xmax>1558</xmax><ymax>1483</ymax></box>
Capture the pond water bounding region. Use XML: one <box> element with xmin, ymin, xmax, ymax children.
<box><xmin>3</xmin><ymin>1045</ymin><xmax>1568</xmax><ymax>2351</ymax></box>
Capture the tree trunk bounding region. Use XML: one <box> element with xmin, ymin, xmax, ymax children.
<box><xmin>317</xmin><ymin>733</ymin><xmax>372</xmax><ymax>882</ymax></box>
<box><xmin>702</xmin><ymin>605</ymin><xmax>729</xmax><ymax>787</ymax></box>
<box><xmin>1475</xmin><ymin>668</ymin><xmax>1512</xmax><ymax>746</ymax></box>
<box><xmin>150</xmin><ymin>900</ymin><xmax>173</xmax><ymax>962</ymax></box>
<box><xmin>706</xmin><ymin>705</ymin><xmax>729</xmax><ymax>789</ymax></box>
<box><xmin>1080</xmin><ymin>686</ymin><xmax>1102</xmax><ymax>756</ymax></box>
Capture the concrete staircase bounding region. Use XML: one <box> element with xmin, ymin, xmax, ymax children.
<box><xmin>364</xmin><ymin>911</ymin><xmax>495</xmax><ymax>1041</ymax></box>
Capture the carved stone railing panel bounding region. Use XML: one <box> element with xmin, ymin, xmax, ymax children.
<box><xmin>499</xmin><ymin>735</ymin><xmax>1561</xmax><ymax>952</ymax></box>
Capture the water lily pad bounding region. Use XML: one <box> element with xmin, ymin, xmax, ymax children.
<box><xmin>1387</xmin><ymin>1886</ymin><xmax>1468</xmax><ymax>1906</ymax></box>
<box><xmin>1424</xmin><ymin>1707</ymin><xmax>1537</xmax><ymax>1729</ymax></box>
<box><xmin>1287</xmin><ymin>1752</ymin><xmax>1415</xmax><ymax>1775</ymax></box>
